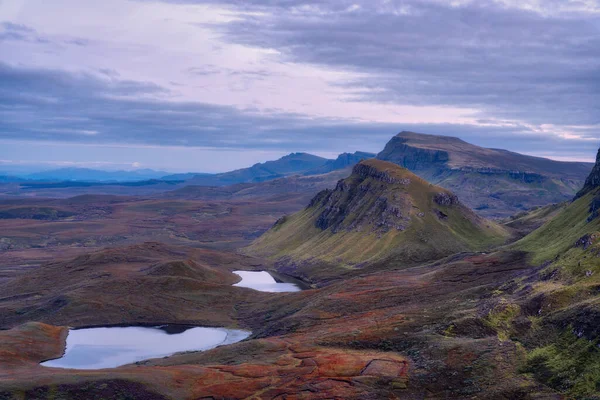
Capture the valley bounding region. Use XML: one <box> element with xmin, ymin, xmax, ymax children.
<box><xmin>0</xmin><ymin>132</ymin><xmax>598</xmax><ymax>399</ymax></box>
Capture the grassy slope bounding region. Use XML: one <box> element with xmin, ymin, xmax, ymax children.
<box><xmin>503</xmin><ymin>202</ymin><xmax>568</xmax><ymax>238</ymax></box>
<box><xmin>248</xmin><ymin>160</ymin><xmax>509</xmax><ymax>266</ymax></box>
<box><xmin>495</xmin><ymin>189</ymin><xmax>600</xmax><ymax>398</ymax></box>
<box><xmin>514</xmin><ymin>190</ymin><xmax>600</xmax><ymax>265</ymax></box>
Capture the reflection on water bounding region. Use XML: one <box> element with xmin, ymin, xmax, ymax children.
<box><xmin>233</xmin><ymin>271</ymin><xmax>302</xmax><ymax>292</ymax></box>
<box><xmin>41</xmin><ymin>326</ymin><xmax>250</xmax><ymax>370</ymax></box>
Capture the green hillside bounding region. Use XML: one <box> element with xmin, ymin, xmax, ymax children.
<box><xmin>248</xmin><ymin>159</ymin><xmax>509</xmax><ymax>266</ymax></box>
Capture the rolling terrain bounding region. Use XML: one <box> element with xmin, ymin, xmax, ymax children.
<box><xmin>0</xmin><ymin>169</ymin><xmax>348</xmax><ymax>283</ymax></box>
<box><xmin>0</xmin><ymin>137</ymin><xmax>598</xmax><ymax>399</ymax></box>
<box><xmin>377</xmin><ymin>131</ymin><xmax>593</xmax><ymax>218</ymax></box>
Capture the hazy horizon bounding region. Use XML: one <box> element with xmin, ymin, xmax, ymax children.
<box><xmin>1</xmin><ymin>0</ymin><xmax>599</xmax><ymax>171</ymax></box>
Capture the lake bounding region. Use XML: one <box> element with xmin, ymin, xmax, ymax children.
<box><xmin>41</xmin><ymin>325</ymin><xmax>250</xmax><ymax>370</ymax></box>
<box><xmin>233</xmin><ymin>270</ymin><xmax>302</xmax><ymax>292</ymax></box>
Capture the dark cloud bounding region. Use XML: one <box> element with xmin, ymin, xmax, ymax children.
<box><xmin>176</xmin><ymin>0</ymin><xmax>600</xmax><ymax>128</ymax></box>
<box><xmin>0</xmin><ymin>21</ymin><xmax>36</xmax><ymax>42</ymax></box>
<box><xmin>1</xmin><ymin>62</ymin><xmax>597</xmax><ymax>158</ymax></box>
<box><xmin>186</xmin><ymin>65</ymin><xmax>281</xmax><ymax>80</ymax></box>
<box><xmin>1</xmin><ymin>21</ymin><xmax>91</xmax><ymax>47</ymax></box>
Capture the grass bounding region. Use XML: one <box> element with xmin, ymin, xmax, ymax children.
<box><xmin>514</xmin><ymin>190</ymin><xmax>600</xmax><ymax>265</ymax></box>
<box><xmin>247</xmin><ymin>160</ymin><xmax>509</xmax><ymax>266</ymax></box>
<box><xmin>522</xmin><ymin>330</ymin><xmax>600</xmax><ymax>398</ymax></box>
<box><xmin>484</xmin><ymin>299</ymin><xmax>521</xmax><ymax>341</ymax></box>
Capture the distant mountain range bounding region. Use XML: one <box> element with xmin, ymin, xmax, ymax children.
<box><xmin>1</xmin><ymin>132</ymin><xmax>593</xmax><ymax>220</ymax></box>
<box><xmin>16</xmin><ymin>167</ymin><xmax>170</xmax><ymax>182</ymax></box>
<box><xmin>180</xmin><ymin>152</ymin><xmax>375</xmax><ymax>186</ymax></box>
<box><xmin>376</xmin><ymin>131</ymin><xmax>593</xmax><ymax>218</ymax></box>
<box><xmin>4</xmin><ymin>151</ymin><xmax>375</xmax><ymax>186</ymax></box>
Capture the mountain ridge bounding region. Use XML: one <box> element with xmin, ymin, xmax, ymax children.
<box><xmin>376</xmin><ymin>131</ymin><xmax>593</xmax><ymax>218</ymax></box>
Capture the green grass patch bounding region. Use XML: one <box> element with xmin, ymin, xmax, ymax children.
<box><xmin>522</xmin><ymin>330</ymin><xmax>600</xmax><ymax>398</ymax></box>
<box><xmin>514</xmin><ymin>191</ymin><xmax>600</xmax><ymax>265</ymax></box>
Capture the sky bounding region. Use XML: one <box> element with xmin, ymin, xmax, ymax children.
<box><xmin>0</xmin><ymin>0</ymin><xmax>599</xmax><ymax>172</ymax></box>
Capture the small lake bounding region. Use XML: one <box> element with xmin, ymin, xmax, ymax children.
<box><xmin>41</xmin><ymin>325</ymin><xmax>250</xmax><ymax>370</ymax></box>
<box><xmin>233</xmin><ymin>271</ymin><xmax>303</xmax><ymax>292</ymax></box>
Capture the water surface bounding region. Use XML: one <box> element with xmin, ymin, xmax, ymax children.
<box><xmin>41</xmin><ymin>325</ymin><xmax>250</xmax><ymax>370</ymax></box>
<box><xmin>233</xmin><ymin>271</ymin><xmax>302</xmax><ymax>292</ymax></box>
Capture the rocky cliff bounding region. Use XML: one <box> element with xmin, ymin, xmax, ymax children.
<box><xmin>576</xmin><ymin>147</ymin><xmax>600</xmax><ymax>199</ymax></box>
<box><xmin>376</xmin><ymin>131</ymin><xmax>593</xmax><ymax>218</ymax></box>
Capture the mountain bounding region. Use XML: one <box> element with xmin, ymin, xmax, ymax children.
<box><xmin>377</xmin><ymin>131</ymin><xmax>594</xmax><ymax>218</ymax></box>
<box><xmin>185</xmin><ymin>152</ymin><xmax>330</xmax><ymax>186</ymax></box>
<box><xmin>179</xmin><ymin>151</ymin><xmax>374</xmax><ymax>187</ymax></box>
<box><xmin>303</xmin><ymin>151</ymin><xmax>375</xmax><ymax>175</ymax></box>
<box><xmin>24</xmin><ymin>168</ymin><xmax>170</xmax><ymax>182</ymax></box>
<box><xmin>161</xmin><ymin>172</ymin><xmax>213</xmax><ymax>181</ymax></box>
<box><xmin>248</xmin><ymin>159</ymin><xmax>509</xmax><ymax>268</ymax></box>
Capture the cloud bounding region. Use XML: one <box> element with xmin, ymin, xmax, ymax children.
<box><xmin>0</xmin><ymin>61</ymin><xmax>597</xmax><ymax>161</ymax></box>
<box><xmin>0</xmin><ymin>20</ymin><xmax>91</xmax><ymax>47</ymax></box>
<box><xmin>1</xmin><ymin>0</ymin><xmax>599</xmax><ymax>168</ymax></box>
<box><xmin>184</xmin><ymin>0</ymin><xmax>600</xmax><ymax>128</ymax></box>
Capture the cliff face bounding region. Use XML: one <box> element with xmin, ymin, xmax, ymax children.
<box><xmin>313</xmin><ymin>163</ymin><xmax>414</xmax><ymax>234</ymax></box>
<box><xmin>576</xmin><ymin>148</ymin><xmax>600</xmax><ymax>199</ymax></box>
<box><xmin>377</xmin><ymin>136</ymin><xmax>450</xmax><ymax>171</ymax></box>
<box><xmin>376</xmin><ymin>132</ymin><xmax>593</xmax><ymax>218</ymax></box>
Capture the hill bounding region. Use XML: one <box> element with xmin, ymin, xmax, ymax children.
<box><xmin>377</xmin><ymin>131</ymin><xmax>593</xmax><ymax>218</ymax></box>
<box><xmin>185</xmin><ymin>153</ymin><xmax>330</xmax><ymax>186</ymax></box>
<box><xmin>479</xmin><ymin>146</ymin><xmax>600</xmax><ymax>398</ymax></box>
<box><xmin>247</xmin><ymin>159</ymin><xmax>509</xmax><ymax>268</ymax></box>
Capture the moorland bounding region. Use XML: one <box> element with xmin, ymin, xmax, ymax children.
<box><xmin>0</xmin><ymin>131</ymin><xmax>599</xmax><ymax>399</ymax></box>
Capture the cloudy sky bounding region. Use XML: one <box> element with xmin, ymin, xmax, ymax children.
<box><xmin>0</xmin><ymin>0</ymin><xmax>599</xmax><ymax>172</ymax></box>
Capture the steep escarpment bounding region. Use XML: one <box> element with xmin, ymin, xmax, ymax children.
<box><xmin>576</xmin><ymin>147</ymin><xmax>600</xmax><ymax>199</ymax></box>
<box><xmin>377</xmin><ymin>131</ymin><xmax>593</xmax><ymax>218</ymax></box>
<box><xmin>247</xmin><ymin>159</ymin><xmax>509</xmax><ymax>268</ymax></box>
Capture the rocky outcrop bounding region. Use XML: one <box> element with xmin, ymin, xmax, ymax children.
<box><xmin>575</xmin><ymin>233</ymin><xmax>599</xmax><ymax>250</ymax></box>
<box><xmin>576</xmin><ymin>147</ymin><xmax>600</xmax><ymax>199</ymax></box>
<box><xmin>434</xmin><ymin>192</ymin><xmax>460</xmax><ymax>206</ymax></box>
<box><xmin>589</xmin><ymin>195</ymin><xmax>600</xmax><ymax>221</ymax></box>
<box><xmin>352</xmin><ymin>163</ymin><xmax>411</xmax><ymax>185</ymax></box>
<box><xmin>311</xmin><ymin>163</ymin><xmax>415</xmax><ymax>234</ymax></box>
<box><xmin>574</xmin><ymin>147</ymin><xmax>600</xmax><ymax>221</ymax></box>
